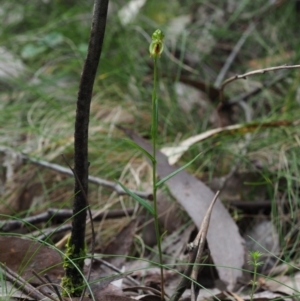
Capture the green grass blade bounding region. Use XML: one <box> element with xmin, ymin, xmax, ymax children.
<box><xmin>117</xmin><ymin>181</ymin><xmax>154</xmax><ymax>215</ymax></box>
<box><xmin>156</xmin><ymin>153</ymin><xmax>201</xmax><ymax>188</ymax></box>
<box><xmin>123</xmin><ymin>139</ymin><xmax>154</xmax><ymax>162</ymax></box>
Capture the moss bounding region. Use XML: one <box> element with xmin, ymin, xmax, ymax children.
<box><xmin>61</xmin><ymin>276</ymin><xmax>76</xmax><ymax>296</ymax></box>
<box><xmin>62</xmin><ymin>236</ymin><xmax>75</xmax><ymax>269</ymax></box>
<box><xmin>61</xmin><ymin>237</ymin><xmax>87</xmax><ymax>297</ymax></box>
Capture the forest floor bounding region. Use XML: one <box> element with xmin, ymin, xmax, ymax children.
<box><xmin>1</xmin><ymin>0</ymin><xmax>300</xmax><ymax>300</ymax></box>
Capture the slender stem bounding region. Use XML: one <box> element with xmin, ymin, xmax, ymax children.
<box><xmin>152</xmin><ymin>57</ymin><xmax>165</xmax><ymax>300</ymax></box>
<box><xmin>250</xmin><ymin>264</ymin><xmax>257</xmax><ymax>301</ymax></box>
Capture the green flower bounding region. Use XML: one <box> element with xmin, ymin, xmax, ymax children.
<box><xmin>149</xmin><ymin>29</ymin><xmax>164</xmax><ymax>58</ymax></box>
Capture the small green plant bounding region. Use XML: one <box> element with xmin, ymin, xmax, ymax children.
<box><xmin>149</xmin><ymin>28</ymin><xmax>165</xmax><ymax>299</ymax></box>
<box><xmin>248</xmin><ymin>250</ymin><xmax>264</xmax><ymax>301</ymax></box>
<box><xmin>119</xmin><ymin>29</ymin><xmax>200</xmax><ymax>301</ymax></box>
<box><xmin>119</xmin><ymin>29</ymin><xmax>166</xmax><ymax>300</ymax></box>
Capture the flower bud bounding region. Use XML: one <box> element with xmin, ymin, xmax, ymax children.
<box><xmin>149</xmin><ymin>29</ymin><xmax>164</xmax><ymax>58</ymax></box>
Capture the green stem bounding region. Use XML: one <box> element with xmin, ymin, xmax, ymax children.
<box><xmin>250</xmin><ymin>264</ymin><xmax>257</xmax><ymax>301</ymax></box>
<box><xmin>152</xmin><ymin>57</ymin><xmax>165</xmax><ymax>301</ymax></box>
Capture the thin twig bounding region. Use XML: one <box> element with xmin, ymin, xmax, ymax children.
<box><xmin>1</xmin><ymin>207</ymin><xmax>135</xmax><ymax>232</ymax></box>
<box><xmin>190</xmin><ymin>191</ymin><xmax>219</xmax><ymax>301</ymax></box>
<box><xmin>21</xmin><ymin>151</ymin><xmax>151</xmax><ymax>199</ymax></box>
<box><xmin>44</xmin><ymin>274</ymin><xmax>64</xmax><ymax>301</ymax></box>
<box><xmin>225</xmin><ymin>70</ymin><xmax>287</xmax><ymax>107</ymax></box>
<box><xmin>218</xmin><ymin>64</ymin><xmax>300</xmax><ymax>106</ymax></box>
<box><xmin>0</xmin><ymin>146</ymin><xmax>150</xmax><ymax>199</ymax></box>
<box><xmin>30</xmin><ymin>271</ymin><xmax>60</xmax><ymax>301</ymax></box>
<box><xmin>33</xmin><ymin>224</ymin><xmax>72</xmax><ymax>241</ymax></box>
<box><xmin>169</xmin><ymin>192</ymin><xmax>219</xmax><ymax>301</ymax></box>
<box><xmin>0</xmin><ymin>263</ymin><xmax>46</xmax><ymax>301</ymax></box>
<box><xmin>95</xmin><ymin>258</ymin><xmax>140</xmax><ymax>286</ymax></box>
<box><xmin>31</xmin><ymin>271</ymin><xmax>55</xmax><ymax>293</ymax></box>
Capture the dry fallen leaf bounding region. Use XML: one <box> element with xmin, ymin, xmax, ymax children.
<box><xmin>98</xmin><ymin>295</ymin><xmax>135</xmax><ymax>301</ymax></box>
<box><xmin>122</xmin><ymin>128</ymin><xmax>245</xmax><ymax>290</ymax></box>
<box><xmin>133</xmin><ymin>295</ymin><xmax>161</xmax><ymax>301</ymax></box>
<box><xmin>0</xmin><ymin>280</ymin><xmax>34</xmax><ymax>300</ymax></box>
<box><xmin>0</xmin><ymin>236</ymin><xmax>63</xmax><ymax>285</ymax></box>
<box><xmin>161</xmin><ymin>120</ymin><xmax>295</xmax><ymax>165</ymax></box>
<box><xmin>197</xmin><ymin>290</ymin><xmax>289</xmax><ymax>301</ymax></box>
<box><xmin>238</xmin><ymin>290</ymin><xmax>291</xmax><ymax>301</ymax></box>
<box><xmin>91</xmin><ymin>283</ymin><xmax>125</xmax><ymax>301</ymax></box>
<box><xmin>103</xmin><ymin>219</ymin><xmax>138</xmax><ymax>269</ymax></box>
<box><xmin>261</xmin><ymin>271</ymin><xmax>300</xmax><ymax>297</ymax></box>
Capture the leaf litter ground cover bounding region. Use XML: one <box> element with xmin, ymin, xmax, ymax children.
<box><xmin>1</xmin><ymin>0</ymin><xmax>300</xmax><ymax>300</ymax></box>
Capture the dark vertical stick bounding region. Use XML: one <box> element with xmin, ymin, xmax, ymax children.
<box><xmin>64</xmin><ymin>0</ymin><xmax>109</xmax><ymax>296</ymax></box>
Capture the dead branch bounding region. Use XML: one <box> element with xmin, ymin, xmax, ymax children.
<box><xmin>0</xmin><ymin>208</ymin><xmax>134</xmax><ymax>232</ymax></box>
<box><xmin>218</xmin><ymin>64</ymin><xmax>300</xmax><ymax>105</ymax></box>
<box><xmin>0</xmin><ymin>263</ymin><xmax>47</xmax><ymax>301</ymax></box>
<box><xmin>0</xmin><ymin>146</ymin><xmax>151</xmax><ymax>199</ymax></box>
<box><xmin>225</xmin><ymin>70</ymin><xmax>287</xmax><ymax>107</ymax></box>
<box><xmin>65</xmin><ymin>0</ymin><xmax>109</xmax><ymax>296</ymax></box>
<box><xmin>169</xmin><ymin>191</ymin><xmax>219</xmax><ymax>301</ymax></box>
